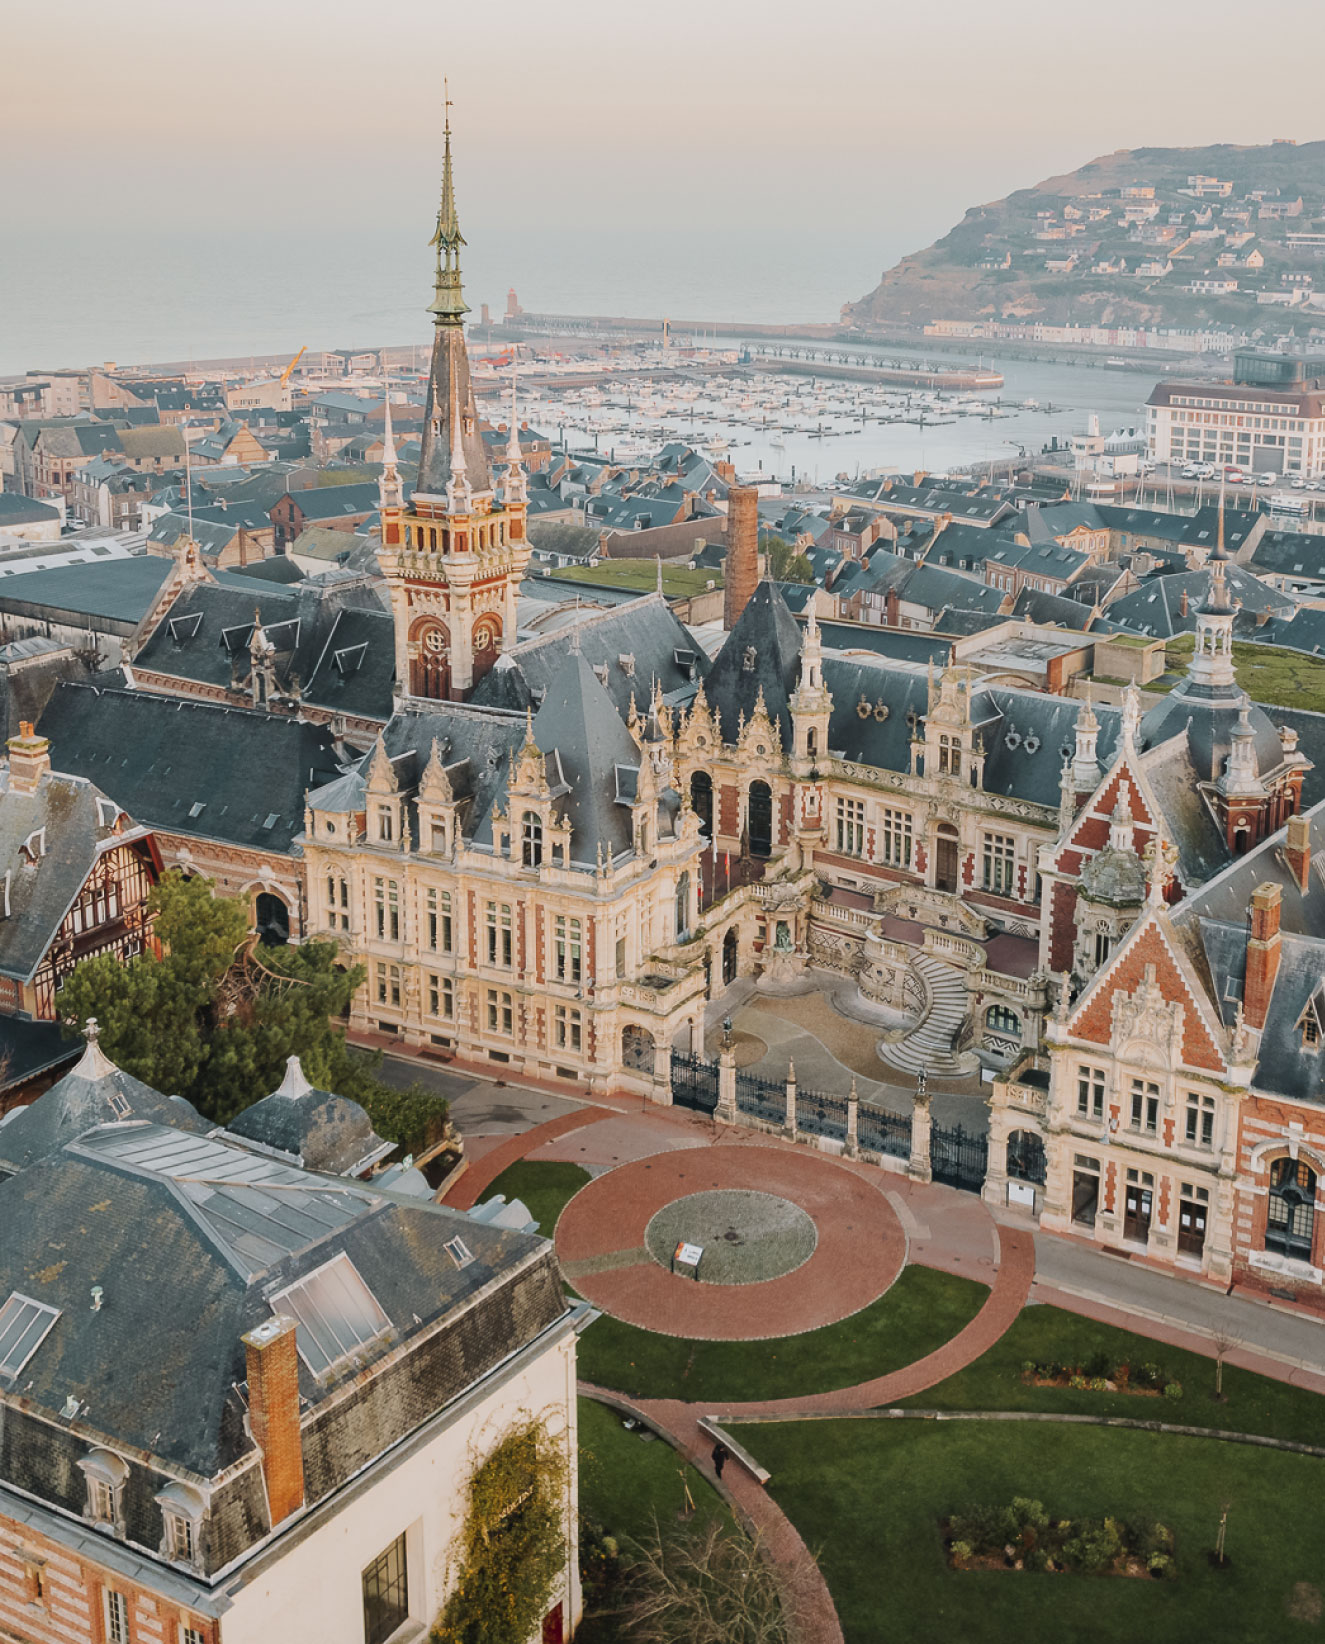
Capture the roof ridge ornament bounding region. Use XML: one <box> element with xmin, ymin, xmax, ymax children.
<box><xmin>273</xmin><ymin>1054</ymin><xmax>313</xmax><ymax>1100</ymax></box>
<box><xmin>76</xmin><ymin>1017</ymin><xmax>118</xmax><ymax>1084</ymax></box>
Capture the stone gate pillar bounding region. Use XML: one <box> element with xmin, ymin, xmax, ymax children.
<box><xmin>908</xmin><ymin>1071</ymin><xmax>933</xmax><ymax>1184</ymax></box>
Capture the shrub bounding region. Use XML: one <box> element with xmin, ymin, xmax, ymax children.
<box><xmin>950</xmin><ymin>1540</ymin><xmax>974</xmax><ymax>1565</ymax></box>
<box><xmin>1148</xmin><ymin>1552</ymin><xmax>1175</xmax><ymax>1579</ymax></box>
<box><xmin>1164</xmin><ymin>1381</ymin><xmax>1183</xmax><ymax>1400</ymax></box>
<box><xmin>1069</xmin><ymin>1374</ymin><xmax>1089</xmax><ymax>1390</ymax></box>
<box><xmin>1090</xmin><ymin>1376</ymin><xmax>1110</xmax><ymax>1391</ymax></box>
<box><xmin>1085</xmin><ymin>1349</ymin><xmax>1112</xmax><ymax>1379</ymax></box>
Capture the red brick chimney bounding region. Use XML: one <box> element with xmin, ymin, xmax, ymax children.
<box><xmin>1244</xmin><ymin>882</ymin><xmax>1283</xmax><ymax>1031</ymax></box>
<box><xmin>6</xmin><ymin>722</ymin><xmax>52</xmax><ymax>795</ymax></box>
<box><xmin>723</xmin><ymin>485</ymin><xmax>759</xmax><ymax>631</ymax></box>
<box><xmin>243</xmin><ymin>1316</ymin><xmax>305</xmax><ymax>1526</ymax></box>
<box><xmin>1284</xmin><ymin>812</ymin><xmax>1312</xmax><ymax>893</ymax></box>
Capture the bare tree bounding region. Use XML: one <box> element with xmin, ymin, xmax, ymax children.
<box><xmin>1211</xmin><ymin>1328</ymin><xmax>1238</xmax><ymax>1401</ymax></box>
<box><xmin>618</xmin><ymin>1518</ymin><xmax>790</xmax><ymax>1644</ymax></box>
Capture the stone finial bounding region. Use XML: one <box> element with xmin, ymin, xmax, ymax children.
<box><xmin>76</xmin><ymin>1017</ymin><xmax>118</xmax><ymax>1083</ymax></box>
<box><xmin>273</xmin><ymin>1054</ymin><xmax>313</xmax><ymax>1100</ymax></box>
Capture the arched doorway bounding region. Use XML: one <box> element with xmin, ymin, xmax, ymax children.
<box><xmin>934</xmin><ymin>823</ymin><xmax>960</xmax><ymax>893</ymax></box>
<box><xmin>621</xmin><ymin>1024</ymin><xmax>655</xmax><ymax>1073</ymax></box>
<box><xmin>748</xmin><ymin>781</ymin><xmax>773</xmax><ymax>859</ymax></box>
<box><xmin>1006</xmin><ymin>1128</ymin><xmax>1046</xmax><ymax>1185</ymax></box>
<box><xmin>690</xmin><ymin>770</ymin><xmax>713</xmax><ymax>837</ymax></box>
<box><xmin>255</xmin><ymin>892</ymin><xmax>290</xmax><ymax>946</ymax></box>
<box><xmin>722</xmin><ymin>927</ymin><xmax>739</xmax><ymax>985</ymax></box>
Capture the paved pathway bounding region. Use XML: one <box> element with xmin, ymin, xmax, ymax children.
<box><xmin>428</xmin><ymin>1022</ymin><xmax>1325</xmax><ymax>1642</ymax></box>
<box><xmin>556</xmin><ymin>1143</ymin><xmax>906</xmax><ymax>1339</ymax></box>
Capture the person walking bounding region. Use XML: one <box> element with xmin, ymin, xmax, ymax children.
<box><xmin>711</xmin><ymin>1441</ymin><xmax>730</xmax><ymax>1480</ymax></box>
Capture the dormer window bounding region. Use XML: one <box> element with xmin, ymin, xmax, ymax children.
<box><xmin>522</xmin><ymin>811</ymin><xmax>543</xmax><ymax>869</ymax></box>
<box><xmin>79</xmin><ymin>1448</ymin><xmax>129</xmax><ymax>1531</ymax></box>
<box><xmin>376</xmin><ymin>805</ymin><xmax>394</xmax><ymax>844</ymax></box>
<box><xmin>156</xmin><ymin>1481</ymin><xmax>204</xmax><ymax>1567</ymax></box>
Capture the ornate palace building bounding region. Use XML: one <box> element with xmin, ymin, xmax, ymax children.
<box><xmin>986</xmin><ymin>530</ymin><xmax>1322</xmax><ymax>1307</ymax></box>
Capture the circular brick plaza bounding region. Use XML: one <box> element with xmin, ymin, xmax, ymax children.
<box><xmin>555</xmin><ymin>1143</ymin><xmax>906</xmax><ymax>1339</ymax></box>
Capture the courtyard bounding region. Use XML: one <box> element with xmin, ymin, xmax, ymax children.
<box><xmin>434</xmin><ymin>970</ymin><xmax>1325</xmax><ymax>1643</ymax></box>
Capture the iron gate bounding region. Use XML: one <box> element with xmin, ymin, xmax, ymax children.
<box><xmin>796</xmin><ymin>1087</ymin><xmax>848</xmax><ymax>1143</ymax></box>
<box><xmin>930</xmin><ymin>1121</ymin><xmax>988</xmax><ymax>1193</ymax></box>
<box><xmin>670</xmin><ymin>1048</ymin><xmax>719</xmax><ymax>1113</ymax></box>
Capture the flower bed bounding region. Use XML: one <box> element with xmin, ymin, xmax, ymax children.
<box><xmin>945</xmin><ymin>1497</ymin><xmax>1175</xmax><ymax>1579</ymax></box>
<box><xmin>1020</xmin><ymin>1353</ymin><xmax>1182</xmax><ymax>1400</ymax></box>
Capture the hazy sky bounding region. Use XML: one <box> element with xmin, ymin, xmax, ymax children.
<box><xmin>1</xmin><ymin>0</ymin><xmax>1318</xmax><ymax>368</ymax></box>
<box><xmin>7</xmin><ymin>0</ymin><xmax>1316</xmax><ymax>237</ymax></box>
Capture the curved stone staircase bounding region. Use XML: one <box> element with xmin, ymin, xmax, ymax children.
<box><xmin>876</xmin><ymin>953</ymin><xmax>975</xmax><ymax>1079</ymax></box>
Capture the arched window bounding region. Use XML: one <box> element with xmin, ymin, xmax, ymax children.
<box><xmin>748</xmin><ymin>781</ymin><xmax>773</xmax><ymax>859</ymax></box>
<box><xmin>722</xmin><ymin>926</ymin><xmax>739</xmax><ymax>985</ymax></box>
<box><xmin>522</xmin><ymin>811</ymin><xmax>543</xmax><ymax>868</ymax></box>
<box><xmin>1267</xmin><ymin>1157</ymin><xmax>1316</xmax><ymax>1261</ymax></box>
<box><xmin>255</xmin><ymin>892</ymin><xmax>290</xmax><ymax>946</ymax></box>
<box><xmin>690</xmin><ymin>770</ymin><xmax>713</xmax><ymax>838</ymax></box>
<box><xmin>806</xmin><ymin>727</ymin><xmax>818</xmax><ymax>759</ymax></box>
<box><xmin>986</xmin><ymin>1005</ymin><xmax>1021</xmax><ymax>1040</ymax></box>
<box><xmin>675</xmin><ymin>872</ymin><xmax>690</xmax><ymax>940</ymax></box>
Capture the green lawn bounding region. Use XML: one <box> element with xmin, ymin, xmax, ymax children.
<box><xmin>900</xmin><ymin>1303</ymin><xmax>1325</xmax><ymax>1445</ymax></box>
<box><xmin>734</xmin><ymin>1418</ymin><xmax>1325</xmax><ymax>1644</ymax></box>
<box><xmin>479</xmin><ymin>1160</ymin><xmax>591</xmax><ymax>1238</ymax></box>
<box><xmin>578</xmin><ymin>1395</ymin><xmax>727</xmax><ymax>1543</ymax></box>
<box><xmin>1162</xmin><ymin>633</ymin><xmax>1325</xmax><ymax>714</ymax></box>
<box><xmin>578</xmin><ymin>1266</ymin><xmax>988</xmax><ymax>1403</ymax></box>
<box><xmin>577</xmin><ymin>1396</ymin><xmax>729</xmax><ymax>1644</ymax></box>
<box><xmin>550</xmin><ymin>560</ymin><xmax>721</xmax><ymax>597</ymax></box>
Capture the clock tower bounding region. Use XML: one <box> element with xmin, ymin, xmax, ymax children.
<box><xmin>378</xmin><ymin>99</ymin><xmax>530</xmax><ymax>702</ymax></box>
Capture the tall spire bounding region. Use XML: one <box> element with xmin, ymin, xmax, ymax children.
<box><xmin>445</xmin><ymin>377</ymin><xmax>471</xmax><ymax>513</ymax></box>
<box><xmin>504</xmin><ymin>351</ymin><xmax>527</xmax><ymax>507</ymax></box>
<box><xmin>378</xmin><ymin>372</ymin><xmax>402</xmax><ymax>513</ymax></box>
<box><xmin>428</xmin><ymin>80</ymin><xmax>468</xmax><ymax>326</ymax></box>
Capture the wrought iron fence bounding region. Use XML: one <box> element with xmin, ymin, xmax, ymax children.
<box><xmin>857</xmin><ymin>1102</ymin><xmax>911</xmax><ymax>1160</ymax></box>
<box><xmin>796</xmin><ymin>1087</ymin><xmax>849</xmax><ymax>1142</ymax></box>
<box><xmin>669</xmin><ymin>1048</ymin><xmax>719</xmax><ymax>1113</ymax></box>
<box><xmin>735</xmin><ymin>1069</ymin><xmax>785</xmax><ymax>1125</ymax></box>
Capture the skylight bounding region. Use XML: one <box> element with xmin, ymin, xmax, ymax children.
<box><xmin>0</xmin><ymin>1293</ymin><xmax>61</xmax><ymax>1379</ymax></box>
<box><xmin>272</xmin><ymin>1253</ymin><xmax>390</xmax><ymax>1378</ymax></box>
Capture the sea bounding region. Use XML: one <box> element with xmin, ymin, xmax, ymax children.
<box><xmin>1</xmin><ymin>221</ymin><xmax>1159</xmax><ymax>480</ymax></box>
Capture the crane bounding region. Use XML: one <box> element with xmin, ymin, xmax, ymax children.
<box><xmin>279</xmin><ymin>346</ymin><xmax>307</xmax><ymax>387</ymax></box>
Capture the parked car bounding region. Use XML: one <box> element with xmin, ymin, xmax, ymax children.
<box><xmin>1257</xmin><ymin>472</ymin><xmax>1279</xmax><ymax>485</ymax></box>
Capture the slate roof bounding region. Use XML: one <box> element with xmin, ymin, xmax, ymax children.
<box><xmin>224</xmin><ymin>1057</ymin><xmax>392</xmax><ymax>1175</ymax></box>
<box><xmin>1174</xmin><ymin>799</ymin><xmax>1325</xmax><ymax>1103</ymax></box>
<box><xmin>134</xmin><ymin>576</ymin><xmax>396</xmax><ymax>723</ymax></box>
<box><xmin>704</xmin><ymin>581</ymin><xmax>805</xmax><ymax>745</ymax></box>
<box><xmin>0</xmin><ymin>1038</ymin><xmax>210</xmax><ymax>1178</ymax></box>
<box><xmin>0</xmin><ymin>495</ymin><xmax>60</xmax><ymax>527</ymax></box>
<box><xmin>282</xmin><ymin>483</ymin><xmax>384</xmax><ymax>523</ymax></box>
<box><xmin>0</xmin><ymin>557</ymin><xmax>173</xmax><ymax>633</ymax></box>
<box><xmin>1106</xmin><ymin>565</ymin><xmax>1290</xmax><ymax>637</ymax></box>
<box><xmin>37</xmin><ymin>682</ymin><xmax>344</xmax><ymax>854</ymax></box>
<box><xmin>1249</xmin><ymin>528</ymin><xmax>1325</xmax><ymax>579</ymax></box>
<box><xmin>0</xmin><ymin>1015</ymin><xmax>75</xmax><ymax>1095</ymax></box>
<box><xmin>813</xmin><ymin>620</ymin><xmax>953</xmax><ymax>667</ymax></box>
<box><xmin>470</xmin><ymin>594</ymin><xmax>705</xmax><ymax>723</ymax></box>
<box><xmin>1095</xmin><ymin>503</ymin><xmax>1260</xmax><ymax>556</ymax></box>
<box><xmin>0</xmin><ymin>1109</ymin><xmax>564</xmax><ymax>1523</ymax></box>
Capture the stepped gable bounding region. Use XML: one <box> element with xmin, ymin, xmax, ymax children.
<box><xmin>0</xmin><ymin>1030</ymin><xmax>209</xmax><ymax>1179</ymax></box>
<box><xmin>470</xmin><ymin>594</ymin><xmax>705</xmax><ymax>724</ymax></box>
<box><xmin>1067</xmin><ymin>913</ymin><xmax>1227</xmax><ymax>1075</ymax></box>
<box><xmin>37</xmin><ymin>681</ymin><xmax>344</xmax><ymax>854</ymax></box>
<box><xmin>225</xmin><ymin>1055</ymin><xmax>393</xmax><ymax>1176</ymax></box>
<box><xmin>704</xmin><ymin>580</ymin><xmax>804</xmax><ymax>746</ymax></box>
